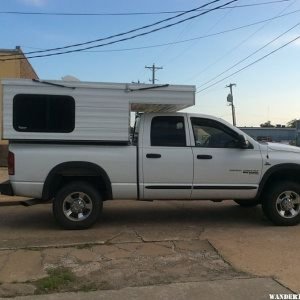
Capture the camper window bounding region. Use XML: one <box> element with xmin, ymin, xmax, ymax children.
<box><xmin>13</xmin><ymin>94</ymin><xmax>75</xmax><ymax>133</ymax></box>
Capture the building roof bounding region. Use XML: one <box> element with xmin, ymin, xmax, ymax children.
<box><xmin>0</xmin><ymin>46</ymin><xmax>38</xmax><ymax>79</ymax></box>
<box><xmin>0</xmin><ymin>46</ymin><xmax>22</xmax><ymax>53</ymax></box>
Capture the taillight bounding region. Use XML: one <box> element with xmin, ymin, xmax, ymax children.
<box><xmin>8</xmin><ymin>151</ymin><xmax>15</xmax><ymax>176</ymax></box>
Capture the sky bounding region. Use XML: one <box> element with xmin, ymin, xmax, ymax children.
<box><xmin>1</xmin><ymin>0</ymin><xmax>300</xmax><ymax>127</ymax></box>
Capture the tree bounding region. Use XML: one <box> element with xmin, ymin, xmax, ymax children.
<box><xmin>287</xmin><ymin>119</ymin><xmax>297</xmax><ymax>128</ymax></box>
<box><xmin>260</xmin><ymin>121</ymin><xmax>275</xmax><ymax>128</ymax></box>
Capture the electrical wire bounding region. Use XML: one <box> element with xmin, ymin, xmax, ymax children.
<box><xmin>0</xmin><ymin>0</ymin><xmax>224</xmax><ymax>57</ymax></box>
<box><xmin>0</xmin><ymin>0</ymin><xmax>292</xmax><ymax>16</ymax></box>
<box><xmin>80</xmin><ymin>9</ymin><xmax>300</xmax><ymax>53</ymax></box>
<box><xmin>196</xmin><ymin>35</ymin><xmax>300</xmax><ymax>93</ymax></box>
<box><xmin>162</xmin><ymin>7</ymin><xmax>234</xmax><ymax>67</ymax></box>
<box><xmin>186</xmin><ymin>0</ymin><xmax>297</xmax><ymax>82</ymax></box>
<box><xmin>197</xmin><ymin>21</ymin><xmax>300</xmax><ymax>88</ymax></box>
<box><xmin>0</xmin><ymin>0</ymin><xmax>238</xmax><ymax>61</ymax></box>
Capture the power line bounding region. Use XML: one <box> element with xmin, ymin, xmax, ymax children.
<box><xmin>70</xmin><ymin>9</ymin><xmax>300</xmax><ymax>53</ymax></box>
<box><xmin>162</xmin><ymin>5</ymin><xmax>234</xmax><ymax>67</ymax></box>
<box><xmin>0</xmin><ymin>0</ymin><xmax>238</xmax><ymax>61</ymax></box>
<box><xmin>196</xmin><ymin>35</ymin><xmax>300</xmax><ymax>93</ymax></box>
<box><xmin>17</xmin><ymin>7</ymin><xmax>300</xmax><ymax>59</ymax></box>
<box><xmin>197</xmin><ymin>21</ymin><xmax>300</xmax><ymax>88</ymax></box>
<box><xmin>4</xmin><ymin>0</ymin><xmax>297</xmax><ymax>61</ymax></box>
<box><xmin>0</xmin><ymin>0</ymin><xmax>292</xmax><ymax>16</ymax></box>
<box><xmin>0</xmin><ymin>0</ymin><xmax>225</xmax><ymax>58</ymax></box>
<box><xmin>186</xmin><ymin>0</ymin><xmax>297</xmax><ymax>82</ymax></box>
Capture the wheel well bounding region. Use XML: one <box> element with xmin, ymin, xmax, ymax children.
<box><xmin>259</xmin><ymin>165</ymin><xmax>300</xmax><ymax>198</ymax></box>
<box><xmin>42</xmin><ymin>162</ymin><xmax>112</xmax><ymax>201</ymax></box>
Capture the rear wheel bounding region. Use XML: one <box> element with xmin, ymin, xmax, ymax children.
<box><xmin>262</xmin><ymin>181</ymin><xmax>300</xmax><ymax>226</ymax></box>
<box><xmin>53</xmin><ymin>181</ymin><xmax>103</xmax><ymax>230</ymax></box>
<box><xmin>234</xmin><ymin>199</ymin><xmax>260</xmax><ymax>207</ymax></box>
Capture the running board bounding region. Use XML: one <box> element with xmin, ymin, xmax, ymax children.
<box><xmin>0</xmin><ymin>199</ymin><xmax>47</xmax><ymax>207</ymax></box>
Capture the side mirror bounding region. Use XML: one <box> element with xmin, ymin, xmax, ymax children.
<box><xmin>237</xmin><ymin>134</ymin><xmax>249</xmax><ymax>149</ymax></box>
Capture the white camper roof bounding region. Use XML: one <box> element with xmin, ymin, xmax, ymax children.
<box><xmin>1</xmin><ymin>79</ymin><xmax>196</xmax><ymax>142</ymax></box>
<box><xmin>2</xmin><ymin>79</ymin><xmax>195</xmax><ymax>112</ymax></box>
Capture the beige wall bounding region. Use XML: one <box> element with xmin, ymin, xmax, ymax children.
<box><xmin>0</xmin><ymin>57</ymin><xmax>20</xmax><ymax>78</ymax></box>
<box><xmin>20</xmin><ymin>57</ymin><xmax>38</xmax><ymax>79</ymax></box>
<box><xmin>0</xmin><ymin>84</ymin><xmax>3</xmax><ymax>144</ymax></box>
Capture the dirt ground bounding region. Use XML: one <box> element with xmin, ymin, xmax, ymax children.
<box><xmin>0</xmin><ymin>167</ymin><xmax>299</xmax><ymax>298</ymax></box>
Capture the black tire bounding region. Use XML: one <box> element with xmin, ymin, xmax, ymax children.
<box><xmin>53</xmin><ymin>181</ymin><xmax>103</xmax><ymax>230</ymax></box>
<box><xmin>234</xmin><ymin>199</ymin><xmax>260</xmax><ymax>207</ymax></box>
<box><xmin>262</xmin><ymin>181</ymin><xmax>300</xmax><ymax>226</ymax></box>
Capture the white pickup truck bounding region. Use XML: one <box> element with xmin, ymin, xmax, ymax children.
<box><xmin>0</xmin><ymin>79</ymin><xmax>300</xmax><ymax>229</ymax></box>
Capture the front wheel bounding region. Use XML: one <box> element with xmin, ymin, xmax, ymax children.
<box><xmin>262</xmin><ymin>181</ymin><xmax>300</xmax><ymax>226</ymax></box>
<box><xmin>53</xmin><ymin>181</ymin><xmax>103</xmax><ymax>230</ymax></box>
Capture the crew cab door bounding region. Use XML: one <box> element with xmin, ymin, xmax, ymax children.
<box><xmin>141</xmin><ymin>114</ymin><xmax>193</xmax><ymax>200</ymax></box>
<box><xmin>189</xmin><ymin>117</ymin><xmax>263</xmax><ymax>200</ymax></box>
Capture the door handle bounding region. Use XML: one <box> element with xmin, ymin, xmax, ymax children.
<box><xmin>197</xmin><ymin>155</ymin><xmax>212</xmax><ymax>160</ymax></box>
<box><xmin>146</xmin><ymin>153</ymin><xmax>161</xmax><ymax>159</ymax></box>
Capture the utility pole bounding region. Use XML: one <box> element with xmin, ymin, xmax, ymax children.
<box><xmin>145</xmin><ymin>63</ymin><xmax>163</xmax><ymax>84</ymax></box>
<box><xmin>226</xmin><ymin>83</ymin><xmax>237</xmax><ymax>126</ymax></box>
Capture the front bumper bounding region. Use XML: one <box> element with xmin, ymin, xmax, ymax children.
<box><xmin>0</xmin><ymin>181</ymin><xmax>14</xmax><ymax>196</ymax></box>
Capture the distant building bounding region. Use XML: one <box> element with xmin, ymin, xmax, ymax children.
<box><xmin>240</xmin><ymin>127</ymin><xmax>297</xmax><ymax>145</ymax></box>
<box><xmin>0</xmin><ymin>46</ymin><xmax>38</xmax><ymax>165</ymax></box>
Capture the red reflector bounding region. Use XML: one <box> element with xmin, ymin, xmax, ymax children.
<box><xmin>8</xmin><ymin>152</ymin><xmax>15</xmax><ymax>176</ymax></box>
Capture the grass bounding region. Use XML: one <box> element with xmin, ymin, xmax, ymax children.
<box><xmin>34</xmin><ymin>267</ymin><xmax>76</xmax><ymax>293</ymax></box>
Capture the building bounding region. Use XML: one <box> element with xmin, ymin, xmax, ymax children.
<box><xmin>0</xmin><ymin>46</ymin><xmax>38</xmax><ymax>165</ymax></box>
<box><xmin>240</xmin><ymin>127</ymin><xmax>297</xmax><ymax>145</ymax></box>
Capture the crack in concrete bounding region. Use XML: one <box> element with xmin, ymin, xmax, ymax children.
<box><xmin>132</xmin><ymin>230</ymin><xmax>145</xmax><ymax>243</ymax></box>
<box><xmin>271</xmin><ymin>277</ymin><xmax>296</xmax><ymax>294</ymax></box>
<box><xmin>103</xmin><ymin>232</ymin><xmax>124</xmax><ymax>245</ymax></box>
<box><xmin>206</xmin><ymin>239</ymin><xmax>250</xmax><ymax>276</ymax></box>
<box><xmin>0</xmin><ymin>237</ymin><xmax>208</xmax><ymax>251</ymax></box>
<box><xmin>112</xmin><ymin>244</ymin><xmax>132</xmax><ymax>253</ymax></box>
<box><xmin>198</xmin><ymin>227</ymin><xmax>205</xmax><ymax>239</ymax></box>
<box><xmin>171</xmin><ymin>241</ymin><xmax>178</xmax><ymax>253</ymax></box>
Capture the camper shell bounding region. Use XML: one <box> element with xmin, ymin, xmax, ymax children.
<box><xmin>1</xmin><ymin>79</ymin><xmax>195</xmax><ymax>142</ymax></box>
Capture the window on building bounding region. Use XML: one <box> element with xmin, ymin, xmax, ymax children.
<box><xmin>151</xmin><ymin>116</ymin><xmax>186</xmax><ymax>147</ymax></box>
<box><xmin>13</xmin><ymin>94</ymin><xmax>75</xmax><ymax>133</ymax></box>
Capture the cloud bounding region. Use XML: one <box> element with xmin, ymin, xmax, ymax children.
<box><xmin>19</xmin><ymin>0</ymin><xmax>47</xmax><ymax>7</ymax></box>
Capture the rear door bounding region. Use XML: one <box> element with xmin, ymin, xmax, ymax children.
<box><xmin>141</xmin><ymin>114</ymin><xmax>193</xmax><ymax>200</ymax></box>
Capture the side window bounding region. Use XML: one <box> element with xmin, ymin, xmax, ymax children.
<box><xmin>191</xmin><ymin>117</ymin><xmax>240</xmax><ymax>148</ymax></box>
<box><xmin>151</xmin><ymin>116</ymin><xmax>186</xmax><ymax>147</ymax></box>
<box><xmin>13</xmin><ymin>94</ymin><xmax>75</xmax><ymax>133</ymax></box>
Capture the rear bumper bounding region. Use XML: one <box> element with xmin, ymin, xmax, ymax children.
<box><xmin>0</xmin><ymin>181</ymin><xmax>14</xmax><ymax>196</ymax></box>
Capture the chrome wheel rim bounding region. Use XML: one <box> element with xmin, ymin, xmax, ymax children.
<box><xmin>63</xmin><ymin>192</ymin><xmax>93</xmax><ymax>222</ymax></box>
<box><xmin>276</xmin><ymin>191</ymin><xmax>300</xmax><ymax>219</ymax></box>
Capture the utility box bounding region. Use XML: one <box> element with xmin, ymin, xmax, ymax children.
<box><xmin>1</xmin><ymin>79</ymin><xmax>195</xmax><ymax>142</ymax></box>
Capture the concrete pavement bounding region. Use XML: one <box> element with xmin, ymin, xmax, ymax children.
<box><xmin>12</xmin><ymin>278</ymin><xmax>291</xmax><ymax>300</ymax></box>
<box><xmin>0</xmin><ymin>166</ymin><xmax>299</xmax><ymax>298</ymax></box>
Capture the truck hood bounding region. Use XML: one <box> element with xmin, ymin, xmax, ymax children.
<box><xmin>266</xmin><ymin>142</ymin><xmax>300</xmax><ymax>153</ymax></box>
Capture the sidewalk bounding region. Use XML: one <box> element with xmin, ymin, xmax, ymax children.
<box><xmin>12</xmin><ymin>278</ymin><xmax>291</xmax><ymax>300</ymax></box>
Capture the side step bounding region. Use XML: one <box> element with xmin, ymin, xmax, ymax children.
<box><xmin>0</xmin><ymin>199</ymin><xmax>48</xmax><ymax>207</ymax></box>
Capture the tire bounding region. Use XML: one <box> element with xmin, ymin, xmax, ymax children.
<box><xmin>234</xmin><ymin>199</ymin><xmax>260</xmax><ymax>207</ymax></box>
<box><xmin>262</xmin><ymin>181</ymin><xmax>300</xmax><ymax>226</ymax></box>
<box><xmin>53</xmin><ymin>181</ymin><xmax>103</xmax><ymax>230</ymax></box>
